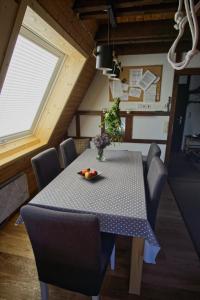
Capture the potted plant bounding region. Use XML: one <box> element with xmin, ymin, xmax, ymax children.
<box><xmin>93</xmin><ymin>98</ymin><xmax>123</xmax><ymax>161</ymax></box>
<box><xmin>103</xmin><ymin>98</ymin><xmax>123</xmax><ymax>143</ymax></box>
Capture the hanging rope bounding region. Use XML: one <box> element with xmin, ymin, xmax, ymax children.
<box><xmin>167</xmin><ymin>0</ymin><xmax>200</xmax><ymax>70</ymax></box>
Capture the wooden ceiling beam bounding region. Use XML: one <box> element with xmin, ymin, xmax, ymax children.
<box><xmin>74</xmin><ymin>0</ymin><xmax>177</xmax><ymax>20</ymax></box>
<box><xmin>95</xmin><ymin>20</ymin><xmax>184</xmax><ymax>44</ymax></box>
<box><xmin>115</xmin><ymin>41</ymin><xmax>192</xmax><ymax>55</ymax></box>
<box><xmin>73</xmin><ymin>0</ymin><xmax>177</xmax><ymax>14</ymax></box>
<box><xmin>115</xmin><ymin>0</ymin><xmax>177</xmax><ymax>9</ymax></box>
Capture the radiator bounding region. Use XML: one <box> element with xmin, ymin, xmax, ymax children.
<box><xmin>0</xmin><ymin>173</ymin><xmax>29</xmax><ymax>223</ymax></box>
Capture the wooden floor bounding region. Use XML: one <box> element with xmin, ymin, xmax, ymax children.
<box><xmin>1</xmin><ymin>184</ymin><xmax>200</xmax><ymax>300</ymax></box>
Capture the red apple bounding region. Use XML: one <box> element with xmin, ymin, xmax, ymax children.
<box><xmin>81</xmin><ymin>168</ymin><xmax>90</xmax><ymax>175</ymax></box>
<box><xmin>91</xmin><ymin>170</ymin><xmax>97</xmax><ymax>176</ymax></box>
<box><xmin>85</xmin><ymin>171</ymin><xmax>92</xmax><ymax>179</ymax></box>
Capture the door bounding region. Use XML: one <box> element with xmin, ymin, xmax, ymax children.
<box><xmin>171</xmin><ymin>77</ymin><xmax>190</xmax><ymax>152</ymax></box>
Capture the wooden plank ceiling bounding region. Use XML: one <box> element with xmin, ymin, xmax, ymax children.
<box><xmin>73</xmin><ymin>0</ymin><xmax>199</xmax><ymax>54</ymax></box>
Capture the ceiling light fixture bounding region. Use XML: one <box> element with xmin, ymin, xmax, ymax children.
<box><xmin>95</xmin><ymin>9</ymin><xmax>113</xmax><ymax>70</ymax></box>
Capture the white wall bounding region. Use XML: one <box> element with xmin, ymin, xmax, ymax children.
<box><xmin>68</xmin><ymin>53</ymin><xmax>176</xmax><ymax>158</ymax></box>
<box><xmin>74</xmin><ymin>54</ymin><xmax>174</xmax><ymax>158</ymax></box>
<box><xmin>68</xmin><ymin>52</ymin><xmax>200</xmax><ymax>158</ymax></box>
<box><xmin>79</xmin><ymin>53</ymin><xmax>174</xmax><ymax>112</ymax></box>
<box><xmin>184</xmin><ymin>52</ymin><xmax>200</xmax><ymax>69</ymax></box>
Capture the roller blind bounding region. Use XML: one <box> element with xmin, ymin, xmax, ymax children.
<box><xmin>0</xmin><ymin>31</ymin><xmax>61</xmax><ymax>140</ymax></box>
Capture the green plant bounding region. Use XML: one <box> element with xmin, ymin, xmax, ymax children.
<box><xmin>102</xmin><ymin>98</ymin><xmax>123</xmax><ymax>143</ymax></box>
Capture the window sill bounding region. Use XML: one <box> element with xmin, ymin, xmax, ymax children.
<box><xmin>0</xmin><ymin>135</ymin><xmax>45</xmax><ymax>167</ymax></box>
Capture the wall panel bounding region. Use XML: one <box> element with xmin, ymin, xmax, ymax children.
<box><xmin>80</xmin><ymin>115</ymin><xmax>101</xmax><ymax>137</ymax></box>
<box><xmin>132</xmin><ymin>116</ymin><xmax>169</xmax><ymax>140</ymax></box>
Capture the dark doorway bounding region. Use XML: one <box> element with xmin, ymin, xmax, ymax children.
<box><xmin>170</xmin><ymin>73</ymin><xmax>200</xmax><ymax>158</ymax></box>
<box><xmin>171</xmin><ymin>76</ymin><xmax>190</xmax><ymax>153</ymax></box>
<box><xmin>168</xmin><ymin>70</ymin><xmax>200</xmax><ymax>259</ymax></box>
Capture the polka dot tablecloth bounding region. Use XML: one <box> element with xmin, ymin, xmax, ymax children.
<box><xmin>30</xmin><ymin>149</ymin><xmax>160</xmax><ymax>263</ymax></box>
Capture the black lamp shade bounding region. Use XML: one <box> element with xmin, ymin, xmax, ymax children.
<box><xmin>103</xmin><ymin>61</ymin><xmax>121</xmax><ymax>80</ymax></box>
<box><xmin>96</xmin><ymin>45</ymin><xmax>113</xmax><ymax>70</ymax></box>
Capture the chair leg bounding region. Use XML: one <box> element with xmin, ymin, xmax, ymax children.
<box><xmin>110</xmin><ymin>244</ymin><xmax>115</xmax><ymax>270</ymax></box>
<box><xmin>92</xmin><ymin>296</ymin><xmax>100</xmax><ymax>300</ymax></box>
<box><xmin>40</xmin><ymin>281</ymin><xmax>48</xmax><ymax>300</ymax></box>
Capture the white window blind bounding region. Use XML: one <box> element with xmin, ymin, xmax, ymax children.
<box><xmin>0</xmin><ymin>30</ymin><xmax>62</xmax><ymax>140</ymax></box>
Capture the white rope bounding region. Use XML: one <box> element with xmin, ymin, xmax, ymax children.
<box><xmin>167</xmin><ymin>0</ymin><xmax>200</xmax><ymax>70</ymax></box>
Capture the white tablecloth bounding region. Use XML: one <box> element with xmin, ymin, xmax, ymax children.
<box><xmin>28</xmin><ymin>149</ymin><xmax>160</xmax><ymax>263</ymax></box>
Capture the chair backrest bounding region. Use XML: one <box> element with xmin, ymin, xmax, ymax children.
<box><xmin>146</xmin><ymin>157</ymin><xmax>167</xmax><ymax>229</ymax></box>
<box><xmin>146</xmin><ymin>143</ymin><xmax>161</xmax><ymax>171</ymax></box>
<box><xmin>31</xmin><ymin>148</ymin><xmax>61</xmax><ymax>191</ymax></box>
<box><xmin>60</xmin><ymin>138</ymin><xmax>77</xmax><ymax>168</ymax></box>
<box><xmin>21</xmin><ymin>205</ymin><xmax>102</xmax><ymax>295</ymax></box>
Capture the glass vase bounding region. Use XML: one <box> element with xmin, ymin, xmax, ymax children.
<box><xmin>96</xmin><ymin>148</ymin><xmax>105</xmax><ymax>161</ymax></box>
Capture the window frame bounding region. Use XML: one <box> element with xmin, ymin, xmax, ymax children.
<box><xmin>0</xmin><ymin>25</ymin><xmax>65</xmax><ymax>143</ymax></box>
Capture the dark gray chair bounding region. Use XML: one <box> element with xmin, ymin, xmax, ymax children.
<box><xmin>31</xmin><ymin>148</ymin><xmax>61</xmax><ymax>191</ymax></box>
<box><xmin>59</xmin><ymin>138</ymin><xmax>77</xmax><ymax>168</ymax></box>
<box><xmin>21</xmin><ymin>205</ymin><xmax>115</xmax><ymax>300</ymax></box>
<box><xmin>146</xmin><ymin>157</ymin><xmax>168</xmax><ymax>230</ymax></box>
<box><xmin>143</xmin><ymin>143</ymin><xmax>161</xmax><ymax>172</ymax></box>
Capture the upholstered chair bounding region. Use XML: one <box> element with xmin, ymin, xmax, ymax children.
<box><xmin>59</xmin><ymin>138</ymin><xmax>77</xmax><ymax>168</ymax></box>
<box><xmin>146</xmin><ymin>156</ymin><xmax>168</xmax><ymax>230</ymax></box>
<box><xmin>143</xmin><ymin>143</ymin><xmax>161</xmax><ymax>172</ymax></box>
<box><xmin>21</xmin><ymin>205</ymin><xmax>115</xmax><ymax>300</ymax></box>
<box><xmin>31</xmin><ymin>148</ymin><xmax>61</xmax><ymax>191</ymax></box>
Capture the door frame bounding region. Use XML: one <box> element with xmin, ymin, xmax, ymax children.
<box><xmin>165</xmin><ymin>68</ymin><xmax>200</xmax><ymax>165</ymax></box>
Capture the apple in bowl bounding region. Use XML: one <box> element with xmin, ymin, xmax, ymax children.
<box><xmin>78</xmin><ymin>168</ymin><xmax>98</xmax><ymax>179</ymax></box>
<box><xmin>80</xmin><ymin>168</ymin><xmax>90</xmax><ymax>176</ymax></box>
<box><xmin>85</xmin><ymin>170</ymin><xmax>97</xmax><ymax>179</ymax></box>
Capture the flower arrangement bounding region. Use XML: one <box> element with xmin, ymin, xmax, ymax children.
<box><xmin>93</xmin><ymin>133</ymin><xmax>111</xmax><ymax>161</ymax></box>
<box><xmin>93</xmin><ymin>132</ymin><xmax>111</xmax><ymax>149</ymax></box>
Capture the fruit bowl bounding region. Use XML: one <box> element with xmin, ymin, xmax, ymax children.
<box><xmin>77</xmin><ymin>168</ymin><xmax>101</xmax><ymax>180</ymax></box>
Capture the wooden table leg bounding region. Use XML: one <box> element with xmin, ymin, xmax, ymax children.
<box><xmin>129</xmin><ymin>237</ymin><xmax>144</xmax><ymax>295</ymax></box>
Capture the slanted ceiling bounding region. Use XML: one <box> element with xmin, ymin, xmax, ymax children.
<box><xmin>0</xmin><ymin>0</ymin><xmax>97</xmax><ymax>195</ymax></box>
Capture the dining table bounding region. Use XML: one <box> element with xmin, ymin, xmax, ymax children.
<box><xmin>28</xmin><ymin>149</ymin><xmax>160</xmax><ymax>295</ymax></box>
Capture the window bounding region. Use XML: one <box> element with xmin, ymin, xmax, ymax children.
<box><xmin>0</xmin><ymin>26</ymin><xmax>64</xmax><ymax>142</ymax></box>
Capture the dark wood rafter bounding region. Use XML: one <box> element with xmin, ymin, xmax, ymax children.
<box><xmin>79</xmin><ymin>6</ymin><xmax>177</xmax><ymax>21</ymax></box>
<box><xmin>73</xmin><ymin>0</ymin><xmax>178</xmax><ymax>20</ymax></box>
<box><xmin>115</xmin><ymin>41</ymin><xmax>192</xmax><ymax>55</ymax></box>
<box><xmin>95</xmin><ymin>20</ymin><xmax>191</xmax><ymax>45</ymax></box>
<box><xmin>131</xmin><ymin>139</ymin><xmax>167</xmax><ymax>144</ymax></box>
<box><xmin>76</xmin><ymin>114</ymin><xmax>80</xmax><ymax>137</ymax></box>
<box><xmin>100</xmin><ymin>111</ymin><xmax>104</xmax><ymax>134</ymax></box>
<box><xmin>77</xmin><ymin>110</ymin><xmax>169</xmax><ymax>116</ymax></box>
<box><xmin>124</xmin><ymin>115</ymin><xmax>132</xmax><ymax>142</ymax></box>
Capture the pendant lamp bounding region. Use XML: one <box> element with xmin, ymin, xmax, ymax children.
<box><xmin>95</xmin><ymin>8</ymin><xmax>113</xmax><ymax>70</ymax></box>
<box><xmin>96</xmin><ymin>45</ymin><xmax>113</xmax><ymax>70</ymax></box>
